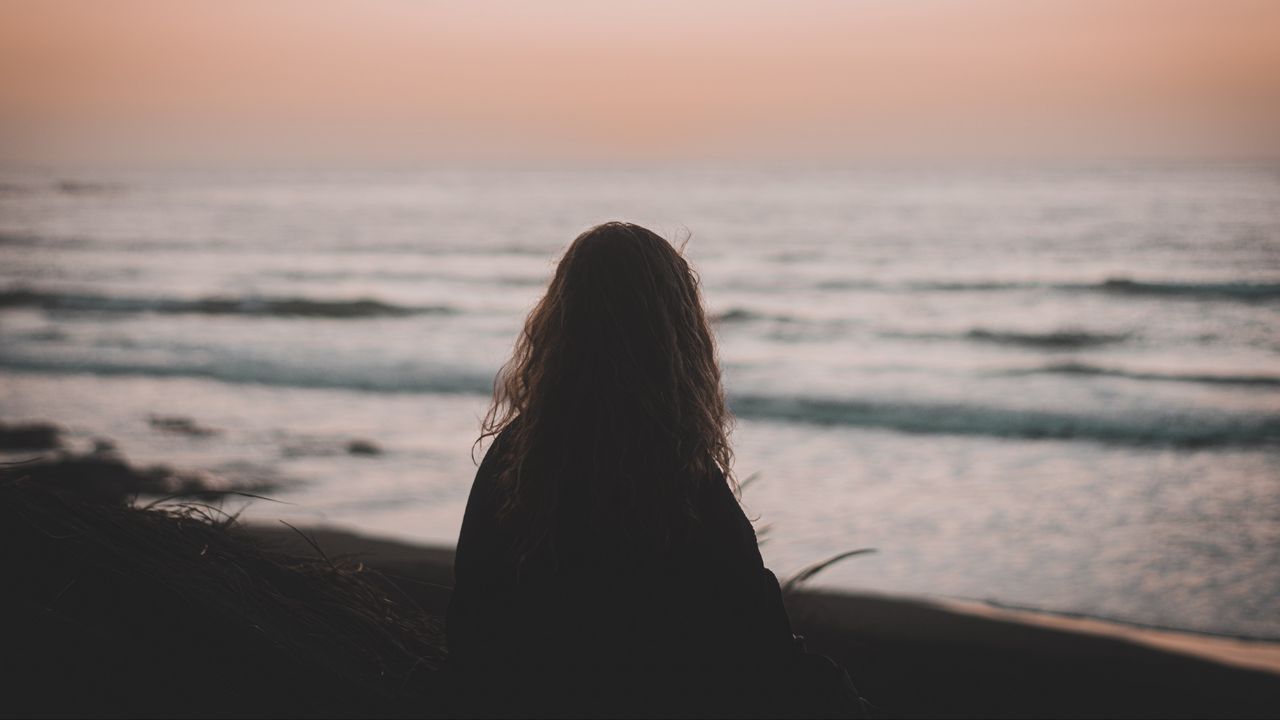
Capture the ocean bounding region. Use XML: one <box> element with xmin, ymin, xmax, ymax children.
<box><xmin>1</xmin><ymin>165</ymin><xmax>1278</xmax><ymax>638</ymax></box>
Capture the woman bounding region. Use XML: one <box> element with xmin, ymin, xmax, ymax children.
<box><xmin>446</xmin><ymin>222</ymin><xmax>864</xmax><ymax>718</ymax></box>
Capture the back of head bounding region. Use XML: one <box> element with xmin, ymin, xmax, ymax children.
<box><xmin>481</xmin><ymin>222</ymin><xmax>734</xmax><ymax>562</ymax></box>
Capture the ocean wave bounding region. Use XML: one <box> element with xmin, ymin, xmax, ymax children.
<box><xmin>1093</xmin><ymin>278</ymin><xmax>1280</xmax><ymax>301</ymax></box>
<box><xmin>1017</xmin><ymin>361</ymin><xmax>1280</xmax><ymax>387</ymax></box>
<box><xmin>715</xmin><ymin>314</ymin><xmax>1133</xmax><ymax>349</ymax></box>
<box><xmin>729</xmin><ymin>394</ymin><xmax>1280</xmax><ymax>448</ymax></box>
<box><xmin>0</xmin><ymin>356</ymin><xmax>495</xmax><ymax>395</ymax></box>
<box><xmin>262</xmin><ymin>269</ymin><xmax>545</xmax><ymax>287</ymax></box>
<box><xmin>0</xmin><ymin>233</ymin><xmax>68</xmax><ymax>248</ymax></box>
<box><xmin>0</xmin><ymin>288</ymin><xmax>452</xmax><ymax>319</ymax></box>
<box><xmin>0</xmin><ymin>181</ymin><xmax>122</xmax><ymax>197</ymax></box>
<box><xmin>965</xmin><ymin>328</ymin><xmax>1130</xmax><ymax>349</ymax></box>
<box><xmin>0</xmin><ymin>183</ymin><xmax>36</xmax><ymax>196</ymax></box>
<box><xmin>879</xmin><ymin>327</ymin><xmax>1131</xmax><ymax>349</ymax></box>
<box><xmin>907</xmin><ymin>280</ymin><xmax>1041</xmax><ymax>292</ymax></box>
<box><xmin>780</xmin><ymin>276</ymin><xmax>1280</xmax><ymax>302</ymax></box>
<box><xmin>712</xmin><ymin>308</ymin><xmax>760</xmax><ymax>323</ymax></box>
<box><xmin>2</xmin><ymin>354</ymin><xmax>1275</xmax><ymax>447</ymax></box>
<box><xmin>710</xmin><ymin>307</ymin><xmax>866</xmax><ymax>328</ymax></box>
<box><xmin>811</xmin><ymin>279</ymin><xmax>883</xmax><ymax>291</ymax></box>
<box><xmin>711</xmin><ymin>307</ymin><xmax>800</xmax><ymax>324</ymax></box>
<box><xmin>899</xmin><ymin>278</ymin><xmax>1280</xmax><ymax>301</ymax></box>
<box><xmin>0</xmin><ymin>232</ymin><xmax>555</xmax><ymax>257</ymax></box>
<box><xmin>57</xmin><ymin>180</ymin><xmax>126</xmax><ymax>195</ymax></box>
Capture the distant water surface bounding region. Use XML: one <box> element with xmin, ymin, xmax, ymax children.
<box><xmin>1</xmin><ymin>166</ymin><xmax>1278</xmax><ymax>637</ymax></box>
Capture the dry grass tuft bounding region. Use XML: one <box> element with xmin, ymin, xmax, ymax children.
<box><xmin>0</xmin><ymin>465</ymin><xmax>447</xmax><ymax>718</ymax></box>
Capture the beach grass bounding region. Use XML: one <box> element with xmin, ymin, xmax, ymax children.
<box><xmin>0</xmin><ymin>466</ymin><xmax>445</xmax><ymax>718</ymax></box>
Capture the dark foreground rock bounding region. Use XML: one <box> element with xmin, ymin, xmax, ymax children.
<box><xmin>11</xmin><ymin>452</ymin><xmax>283</xmax><ymax>504</ymax></box>
<box><xmin>0</xmin><ymin>421</ymin><xmax>62</xmax><ymax>450</ymax></box>
<box><xmin>0</xmin><ymin>470</ymin><xmax>445</xmax><ymax>718</ymax></box>
<box><xmin>282</xmin><ymin>436</ymin><xmax>385</xmax><ymax>458</ymax></box>
<box><xmin>347</xmin><ymin>438</ymin><xmax>383</xmax><ymax>456</ymax></box>
<box><xmin>148</xmin><ymin>414</ymin><xmax>221</xmax><ymax>437</ymax></box>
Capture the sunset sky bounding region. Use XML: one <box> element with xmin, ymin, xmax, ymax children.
<box><xmin>2</xmin><ymin>0</ymin><xmax>1279</xmax><ymax>165</ymax></box>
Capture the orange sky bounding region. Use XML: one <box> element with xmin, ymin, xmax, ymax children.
<box><xmin>2</xmin><ymin>0</ymin><xmax>1279</xmax><ymax>165</ymax></box>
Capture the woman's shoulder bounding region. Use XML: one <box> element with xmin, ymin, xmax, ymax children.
<box><xmin>475</xmin><ymin>422</ymin><xmax>519</xmax><ymax>482</ymax></box>
<box><xmin>700</xmin><ymin>467</ymin><xmax>749</xmax><ymax>521</ymax></box>
<box><xmin>454</xmin><ymin>423</ymin><xmax>523</xmax><ymax>578</ymax></box>
<box><xmin>692</xmin><ymin>467</ymin><xmax>764</xmax><ymax>561</ymax></box>
<box><xmin>462</xmin><ymin>423</ymin><xmax>520</xmax><ymax>523</ymax></box>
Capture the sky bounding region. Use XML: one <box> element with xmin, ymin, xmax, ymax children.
<box><xmin>2</xmin><ymin>0</ymin><xmax>1279</xmax><ymax>166</ymax></box>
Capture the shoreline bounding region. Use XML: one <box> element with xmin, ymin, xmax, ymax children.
<box><xmin>243</xmin><ymin>521</ymin><xmax>1280</xmax><ymax>673</ymax></box>
<box><xmin>931</xmin><ymin>596</ymin><xmax>1280</xmax><ymax>677</ymax></box>
<box><xmin>243</xmin><ymin>522</ymin><xmax>1280</xmax><ymax>718</ymax></box>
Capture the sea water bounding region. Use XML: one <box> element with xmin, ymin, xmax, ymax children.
<box><xmin>1</xmin><ymin>166</ymin><xmax>1277</xmax><ymax>637</ymax></box>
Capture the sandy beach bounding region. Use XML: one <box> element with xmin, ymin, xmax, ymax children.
<box><xmin>244</xmin><ymin>523</ymin><xmax>1280</xmax><ymax>718</ymax></box>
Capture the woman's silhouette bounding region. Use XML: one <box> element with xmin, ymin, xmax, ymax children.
<box><xmin>446</xmin><ymin>222</ymin><xmax>863</xmax><ymax>717</ymax></box>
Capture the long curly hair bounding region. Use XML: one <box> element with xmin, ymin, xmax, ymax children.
<box><xmin>478</xmin><ymin>221</ymin><xmax>735</xmax><ymax>561</ymax></box>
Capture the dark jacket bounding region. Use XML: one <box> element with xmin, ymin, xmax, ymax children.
<box><xmin>445</xmin><ymin>428</ymin><xmax>864</xmax><ymax>718</ymax></box>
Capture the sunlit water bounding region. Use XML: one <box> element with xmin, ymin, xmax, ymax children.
<box><xmin>2</xmin><ymin>166</ymin><xmax>1278</xmax><ymax>637</ymax></box>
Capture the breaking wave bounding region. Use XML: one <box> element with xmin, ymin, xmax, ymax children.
<box><xmin>0</xmin><ymin>289</ymin><xmax>451</xmax><ymax>319</ymax></box>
